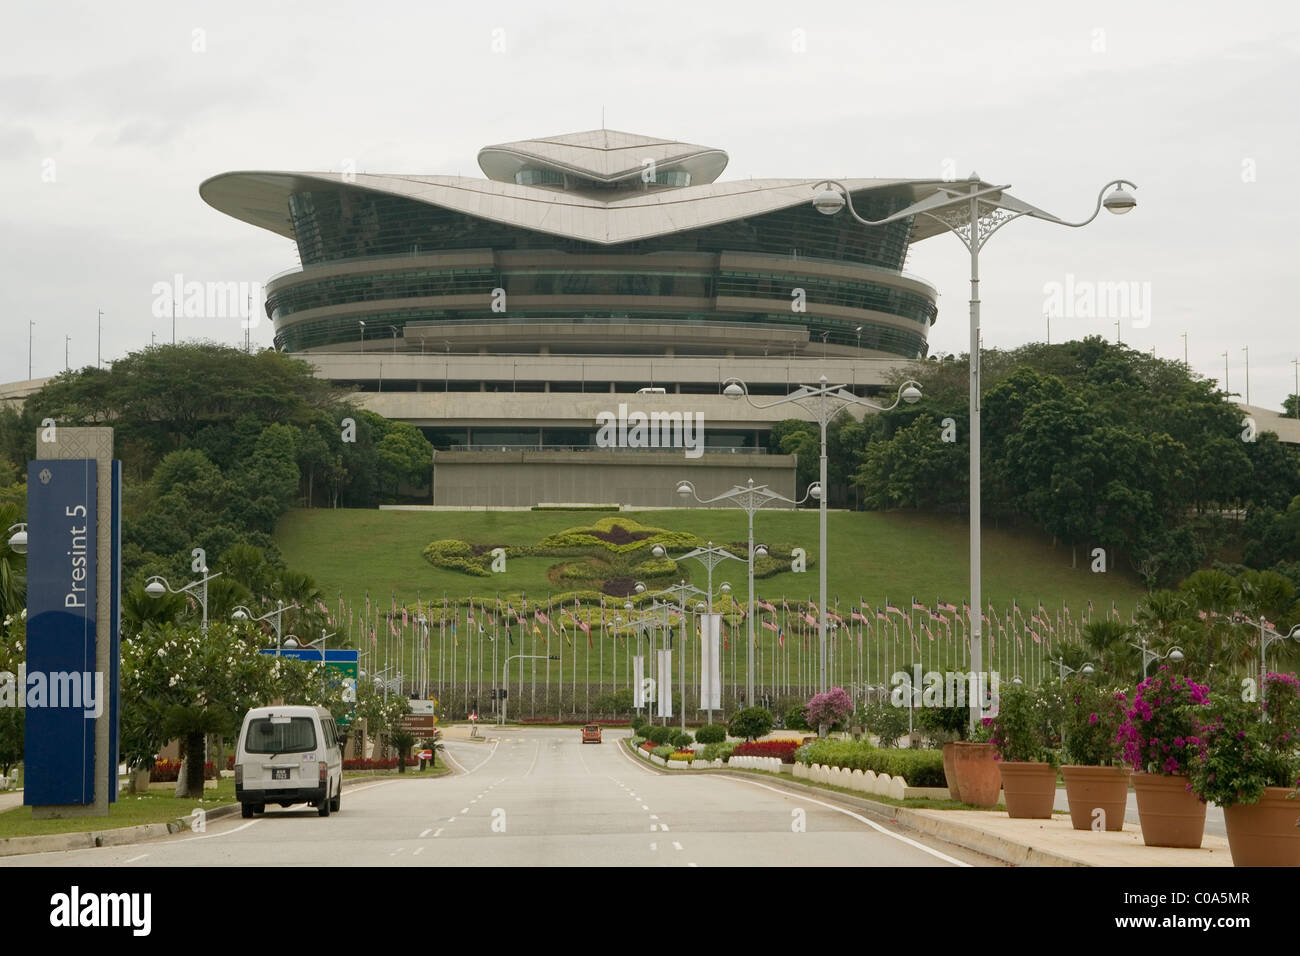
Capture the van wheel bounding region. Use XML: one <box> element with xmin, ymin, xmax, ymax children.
<box><xmin>330</xmin><ymin>781</ymin><xmax>341</xmax><ymax>812</ymax></box>
<box><xmin>241</xmin><ymin>802</ymin><xmax>253</xmax><ymax>819</ymax></box>
<box><xmin>317</xmin><ymin>793</ymin><xmax>331</xmax><ymax>817</ymax></box>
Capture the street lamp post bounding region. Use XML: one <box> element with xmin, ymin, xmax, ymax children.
<box><xmin>1127</xmin><ymin>636</ymin><xmax>1185</xmax><ymax>679</ymax></box>
<box><xmin>1257</xmin><ymin>619</ymin><xmax>1300</xmax><ymax>690</ymax></box>
<box><xmin>721</xmin><ymin>378</ymin><xmax>922</xmax><ymax>695</ymax></box>
<box><xmin>653</xmin><ymin>580</ymin><xmax>708</xmax><ymax>733</ymax></box>
<box><xmin>1050</xmin><ymin>658</ymin><xmax>1095</xmax><ymax>683</ymax></box>
<box><xmin>232</xmin><ymin>601</ymin><xmax>300</xmax><ymax>654</ymax></box>
<box><xmin>812</xmin><ymin>174</ymin><xmax>1137</xmax><ymax>725</ymax></box>
<box><xmin>652</xmin><ymin>541</ymin><xmax>743</xmax><ymax>724</ymax></box>
<box><xmin>675</xmin><ymin>478</ymin><xmax>809</xmax><ymax>707</ymax></box>
<box><xmin>146</xmin><ymin>570</ymin><xmax>224</xmax><ymax>634</ymax></box>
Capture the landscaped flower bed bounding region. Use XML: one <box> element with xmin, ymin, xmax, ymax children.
<box><xmin>794</xmin><ymin>739</ymin><xmax>947</xmax><ymax>787</ymax></box>
<box><xmin>342</xmin><ymin>757</ymin><xmax>407</xmax><ymax>771</ymax></box>
<box><xmin>669</xmin><ymin>750</ymin><xmax>694</xmax><ymax>761</ymax></box>
<box><xmin>732</xmin><ymin>740</ymin><xmax>801</xmax><ymax>763</ymax></box>
<box><xmin>149</xmin><ymin>759</ymin><xmax>218</xmax><ymax>782</ymax></box>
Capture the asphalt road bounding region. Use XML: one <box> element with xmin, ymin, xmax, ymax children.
<box><xmin>0</xmin><ymin>730</ymin><xmax>995</xmax><ymax>867</ymax></box>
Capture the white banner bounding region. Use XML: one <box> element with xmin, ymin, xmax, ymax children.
<box><xmin>656</xmin><ymin>648</ymin><xmax>672</xmax><ymax>718</ymax></box>
<box><xmin>700</xmin><ymin>613</ymin><xmax>721</xmax><ymax>710</ymax></box>
<box><xmin>632</xmin><ymin>655</ymin><xmax>645</xmax><ymax>707</ymax></box>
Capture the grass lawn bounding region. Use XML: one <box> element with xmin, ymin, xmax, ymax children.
<box><xmin>0</xmin><ymin>778</ymin><xmax>236</xmax><ymax>838</ymax></box>
<box><xmin>276</xmin><ymin>507</ymin><xmax>1144</xmax><ymax>691</ymax></box>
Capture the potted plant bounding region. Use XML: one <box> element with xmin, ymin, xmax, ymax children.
<box><xmin>988</xmin><ymin>684</ymin><xmax>1058</xmax><ymax>818</ymax></box>
<box><xmin>1116</xmin><ymin>667</ymin><xmax>1211</xmax><ymax>848</ymax></box>
<box><xmin>1188</xmin><ymin>672</ymin><xmax>1300</xmax><ymax>866</ymax></box>
<box><xmin>919</xmin><ymin>704</ymin><xmax>970</xmax><ymax>802</ymax></box>
<box><xmin>1060</xmin><ymin>677</ymin><xmax>1130</xmax><ymax>831</ymax></box>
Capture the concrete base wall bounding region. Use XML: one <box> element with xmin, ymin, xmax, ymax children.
<box><xmin>431</xmin><ymin>450</ymin><xmax>798</xmax><ymax>508</ymax></box>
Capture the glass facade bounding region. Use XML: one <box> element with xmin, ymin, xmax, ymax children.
<box><xmin>275</xmin><ymin>184</ymin><xmax>933</xmax><ymax>359</ymax></box>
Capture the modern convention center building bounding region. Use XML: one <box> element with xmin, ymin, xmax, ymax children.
<box><xmin>200</xmin><ymin>129</ymin><xmax>949</xmax><ymax>506</ymax></box>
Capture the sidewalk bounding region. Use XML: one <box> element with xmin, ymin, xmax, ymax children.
<box><xmin>899</xmin><ymin>807</ymin><xmax>1231</xmax><ymax>867</ymax></box>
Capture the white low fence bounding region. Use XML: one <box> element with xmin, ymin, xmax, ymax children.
<box><xmin>794</xmin><ymin>761</ymin><xmax>912</xmax><ymax>799</ymax></box>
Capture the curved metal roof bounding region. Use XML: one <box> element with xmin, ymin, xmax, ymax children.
<box><xmin>201</xmin><ymin>168</ymin><xmax>960</xmax><ymax>248</ymax></box>
<box><xmin>477</xmin><ymin>128</ymin><xmax>729</xmax><ymax>185</ymax></box>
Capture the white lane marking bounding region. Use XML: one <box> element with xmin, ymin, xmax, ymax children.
<box><xmin>721</xmin><ymin>776</ymin><xmax>971</xmax><ymax>867</ymax></box>
<box><xmin>524</xmin><ymin>740</ymin><xmax>541</xmax><ymax>777</ymax></box>
<box><xmin>184</xmin><ymin>819</ymin><xmax>261</xmax><ymax>842</ymax></box>
<box><xmin>419</xmin><ymin>828</ymin><xmax>432</xmax><ymax>838</ymax></box>
<box><xmin>641</xmin><ymin>804</ymin><xmax>649</xmax><ymax>810</ymax></box>
<box><xmin>688</xmin><ymin>862</ymin><xmax>697</xmax><ymax>867</ymax></box>
<box><xmin>414</xmin><ymin>846</ymin><xmax>425</xmax><ymax>856</ymax></box>
<box><xmin>390</xmin><ymin>847</ymin><xmax>406</xmax><ymax>856</ymax></box>
<box><xmin>447</xmin><ymin>817</ymin><xmax>456</xmax><ymax>822</ymax></box>
<box><xmin>650</xmin><ymin>842</ymin><xmax>658</xmax><ymax>851</ymax></box>
<box><xmin>660</xmin><ymin>823</ymin><xmax>670</xmax><ymax>832</ymax></box>
<box><xmin>672</xmin><ymin>842</ymin><xmax>683</xmax><ymax>851</ymax></box>
<box><xmin>616</xmin><ymin>739</ymin><xmax>658</xmax><ymax>776</ymax></box>
<box><xmin>649</xmin><ymin>814</ymin><xmax>659</xmax><ymax>820</ymax></box>
<box><xmin>650</xmin><ymin>824</ymin><xmax>658</xmax><ymax>831</ymax></box>
<box><xmin>123</xmin><ymin>854</ymin><xmax>148</xmax><ymax>863</ymax></box>
<box><xmin>441</xmin><ymin>737</ymin><xmax>501</xmax><ymax>776</ymax></box>
<box><xmin>434</xmin><ymin>828</ymin><xmax>443</xmax><ymax>838</ymax></box>
<box><xmin>460</xmin><ymin>807</ymin><xmax>469</xmax><ymax>814</ymax></box>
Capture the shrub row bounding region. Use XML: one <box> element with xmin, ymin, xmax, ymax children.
<box><xmin>694</xmin><ymin>723</ymin><xmax>727</xmax><ymax>744</ymax></box>
<box><xmin>732</xmin><ymin>740</ymin><xmax>802</xmax><ymax>763</ymax></box>
<box><xmin>149</xmin><ymin>759</ymin><xmax>219</xmax><ymax>782</ymax></box>
<box><xmin>795</xmin><ymin>740</ymin><xmax>946</xmax><ymax>788</ymax></box>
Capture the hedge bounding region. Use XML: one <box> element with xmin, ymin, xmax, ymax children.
<box><xmin>795</xmin><ymin>740</ymin><xmax>946</xmax><ymax>788</ymax></box>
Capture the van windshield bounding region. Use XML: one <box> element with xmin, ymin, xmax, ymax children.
<box><xmin>245</xmin><ymin>717</ymin><xmax>317</xmax><ymax>754</ymax></box>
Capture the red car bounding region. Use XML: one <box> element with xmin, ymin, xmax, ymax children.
<box><xmin>581</xmin><ymin>724</ymin><xmax>602</xmax><ymax>744</ymax></box>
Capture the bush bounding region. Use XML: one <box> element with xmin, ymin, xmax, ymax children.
<box><xmin>861</xmin><ymin>700</ymin><xmax>911</xmax><ymax>748</ymax></box>
<box><xmin>732</xmin><ymin>740</ymin><xmax>801</xmax><ymax>763</ymax></box>
<box><xmin>701</xmin><ymin>742</ymin><xmax>735</xmax><ymax>762</ymax></box>
<box><xmin>651</xmin><ymin>745</ymin><xmax>674</xmax><ymax>758</ymax></box>
<box><xmin>150</xmin><ymin>759</ymin><xmax>217</xmax><ymax>782</ymax></box>
<box><xmin>729</xmin><ymin>707</ymin><xmax>774</xmax><ymax>741</ymax></box>
<box><xmin>784</xmin><ymin>706</ymin><xmax>810</xmax><ymax>731</ymax></box>
<box><xmin>1062</xmin><ymin>677</ymin><xmax>1126</xmax><ymax>766</ymax></box>
<box><xmin>806</xmin><ymin>687</ymin><xmax>854</xmax><ymax>732</ymax></box>
<box><xmin>695</xmin><ymin>723</ymin><xmax>727</xmax><ymax>744</ymax></box>
<box><xmin>669</xmin><ymin>730</ymin><xmax>693</xmax><ymax>749</ymax></box>
<box><xmin>644</xmin><ymin>725</ymin><xmax>675</xmax><ymax>745</ymax></box>
<box><xmin>795</xmin><ymin>739</ymin><xmax>946</xmax><ymax>787</ymax></box>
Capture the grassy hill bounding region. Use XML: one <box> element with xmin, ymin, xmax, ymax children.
<box><xmin>276</xmin><ymin>506</ymin><xmax>1145</xmax><ymax>615</ymax></box>
<box><xmin>275</xmin><ymin>507</ymin><xmax>1145</xmax><ymax>714</ymax></box>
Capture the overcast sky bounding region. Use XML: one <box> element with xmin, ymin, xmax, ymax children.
<box><xmin>3</xmin><ymin>0</ymin><xmax>1297</xmax><ymax>409</ymax></box>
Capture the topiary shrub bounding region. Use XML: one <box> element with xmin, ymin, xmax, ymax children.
<box><xmin>729</xmin><ymin>706</ymin><xmax>774</xmax><ymax>741</ymax></box>
<box><xmin>669</xmin><ymin>730</ymin><xmax>693</xmax><ymax>749</ymax></box>
<box><xmin>695</xmin><ymin>723</ymin><xmax>727</xmax><ymax>744</ymax></box>
<box><xmin>784</xmin><ymin>706</ymin><xmax>810</xmax><ymax>731</ymax></box>
<box><xmin>702</xmin><ymin>741</ymin><xmax>736</xmax><ymax>762</ymax></box>
<box><xmin>644</xmin><ymin>724</ymin><xmax>675</xmax><ymax>745</ymax></box>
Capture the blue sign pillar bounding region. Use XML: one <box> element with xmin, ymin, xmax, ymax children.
<box><xmin>25</xmin><ymin>427</ymin><xmax>121</xmax><ymax>816</ymax></box>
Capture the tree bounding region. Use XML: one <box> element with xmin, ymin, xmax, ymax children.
<box><xmin>728</xmin><ymin>706</ymin><xmax>773</xmax><ymax>741</ymax></box>
<box><xmin>119</xmin><ymin>621</ymin><xmax>343</xmax><ymax>792</ymax></box>
<box><xmin>806</xmin><ymin>687</ymin><xmax>853</xmax><ymax>736</ymax></box>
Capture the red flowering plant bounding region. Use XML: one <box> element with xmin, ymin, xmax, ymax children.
<box><xmin>1187</xmin><ymin>672</ymin><xmax>1300</xmax><ymax>808</ymax></box>
<box><xmin>1115</xmin><ymin>667</ymin><xmax>1211</xmax><ymax>776</ymax></box>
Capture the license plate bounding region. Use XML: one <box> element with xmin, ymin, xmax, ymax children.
<box><xmin>272</xmin><ymin>768</ymin><xmax>290</xmax><ymax>781</ymax></box>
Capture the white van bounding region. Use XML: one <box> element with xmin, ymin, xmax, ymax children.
<box><xmin>234</xmin><ymin>705</ymin><xmax>343</xmax><ymax>818</ymax></box>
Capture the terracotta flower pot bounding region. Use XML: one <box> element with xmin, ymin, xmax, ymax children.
<box><xmin>1062</xmin><ymin>765</ymin><xmax>1130</xmax><ymax>831</ymax></box>
<box><xmin>1132</xmin><ymin>773</ymin><xmax>1206</xmax><ymax>848</ymax></box>
<box><xmin>998</xmin><ymin>761</ymin><xmax>1058</xmax><ymax>819</ymax></box>
<box><xmin>952</xmin><ymin>741</ymin><xmax>999</xmax><ymax>807</ymax></box>
<box><xmin>1222</xmin><ymin>787</ymin><xmax>1300</xmax><ymax>867</ymax></box>
<box><xmin>942</xmin><ymin>742</ymin><xmax>964</xmax><ymax>802</ymax></box>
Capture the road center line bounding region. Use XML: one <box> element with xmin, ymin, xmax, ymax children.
<box><xmin>419</xmin><ymin>828</ymin><xmax>432</xmax><ymax>838</ymax></box>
